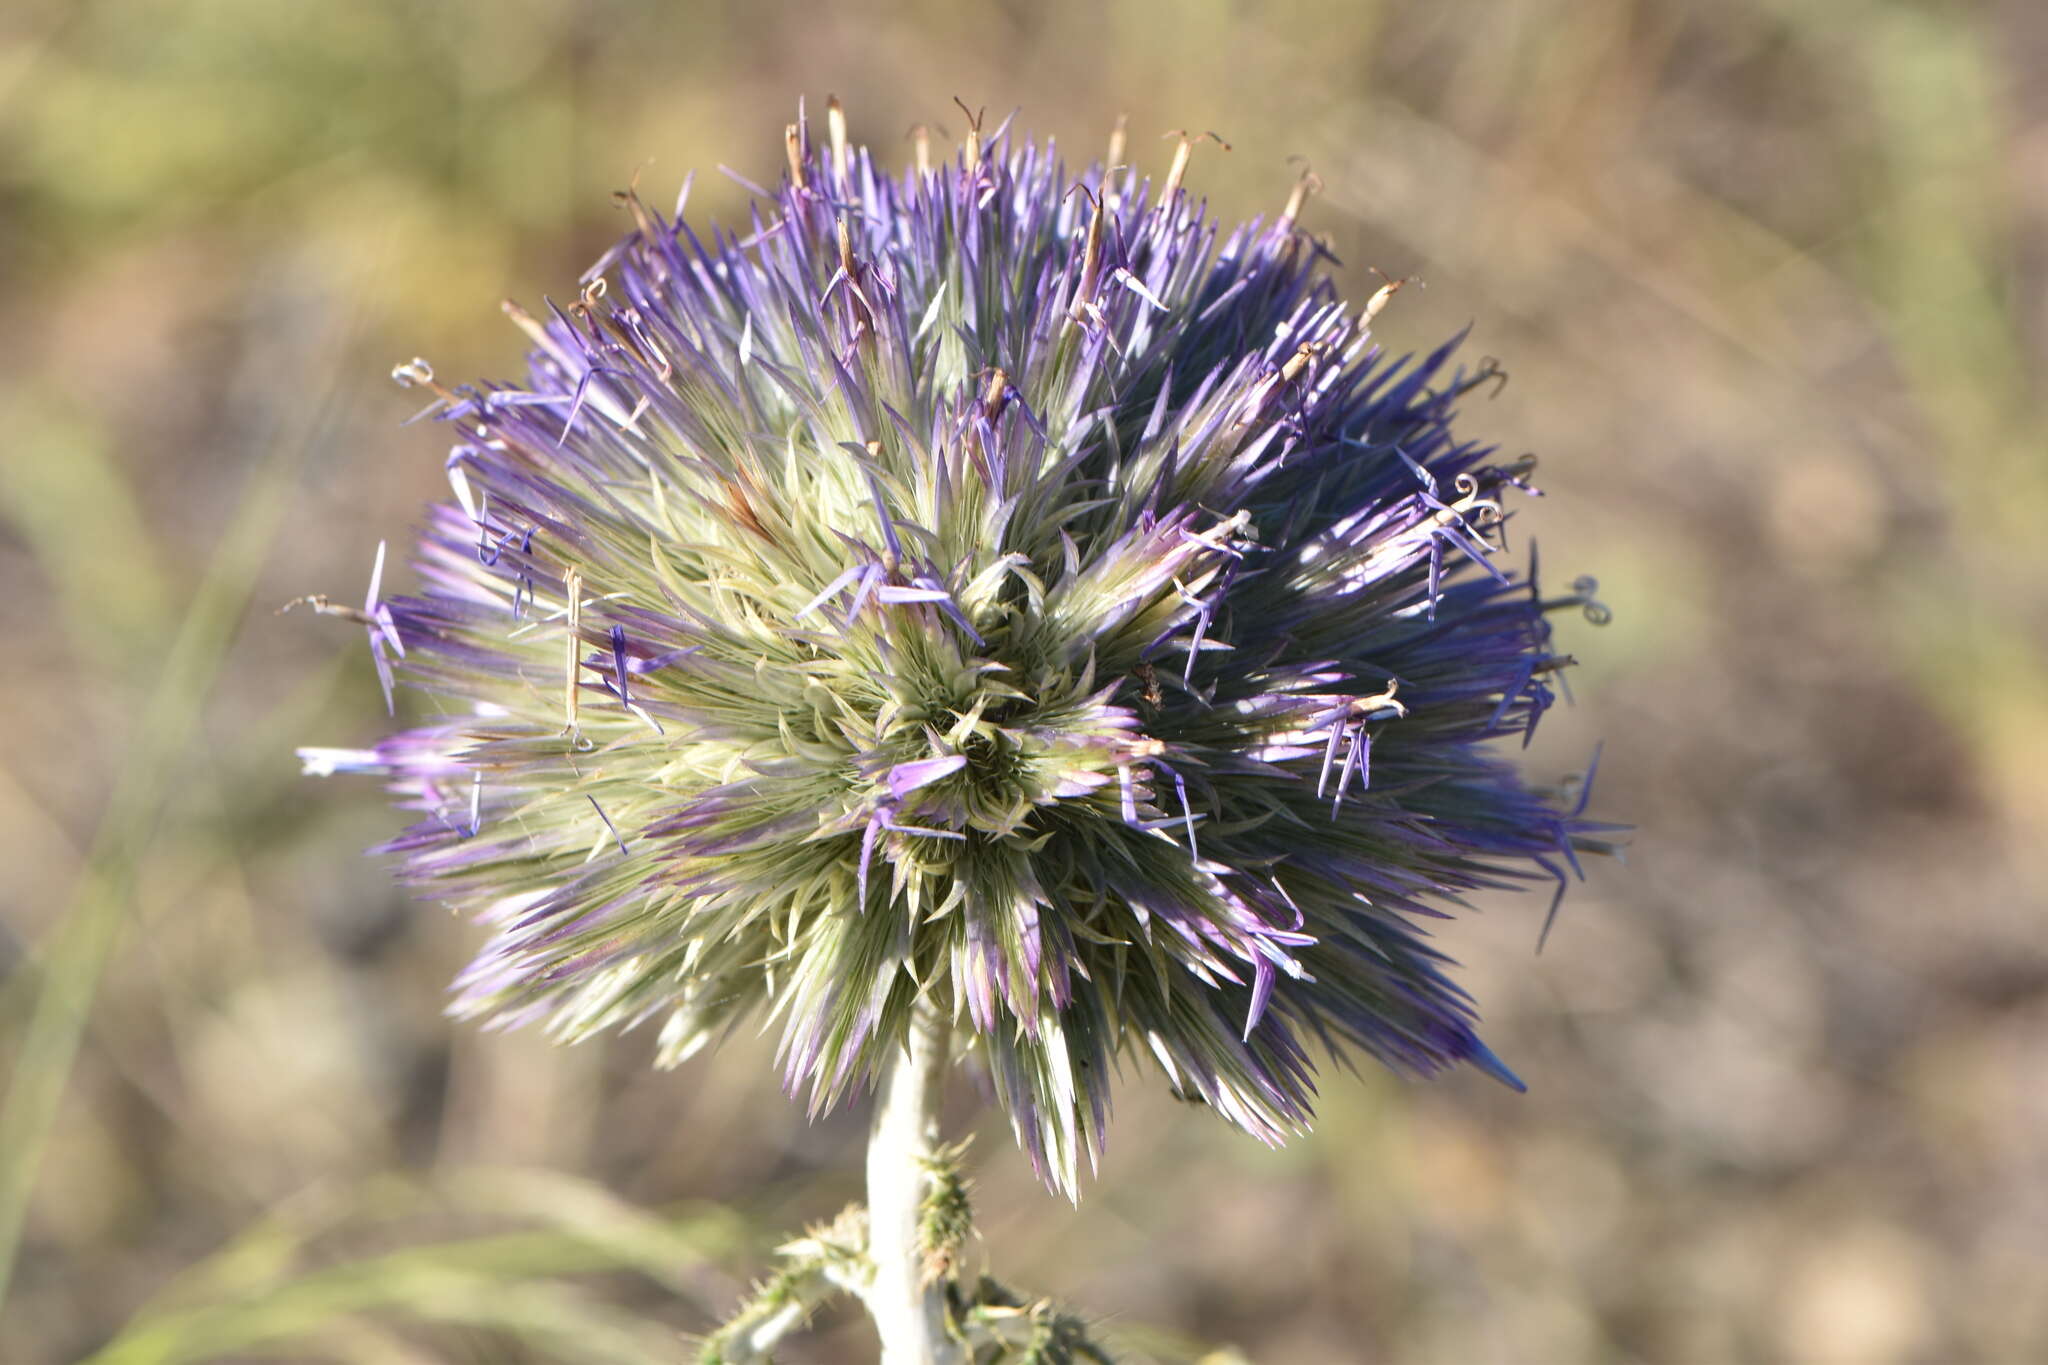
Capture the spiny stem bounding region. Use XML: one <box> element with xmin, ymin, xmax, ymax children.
<box><xmin>697</xmin><ymin>1207</ymin><xmax>868</xmax><ymax>1364</ymax></box>
<box><xmin>866</xmin><ymin>1004</ymin><xmax>963</xmax><ymax>1365</ymax></box>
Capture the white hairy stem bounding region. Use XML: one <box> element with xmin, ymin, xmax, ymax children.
<box><xmin>863</xmin><ymin>1006</ymin><xmax>962</xmax><ymax>1365</ymax></box>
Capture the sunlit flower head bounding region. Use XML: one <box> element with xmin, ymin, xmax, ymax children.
<box><xmin>301</xmin><ymin>100</ymin><xmax>1612</xmax><ymax>1196</ymax></box>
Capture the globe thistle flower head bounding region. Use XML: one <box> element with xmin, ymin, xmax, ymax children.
<box><xmin>302</xmin><ymin>101</ymin><xmax>1613</xmax><ymax>1197</ymax></box>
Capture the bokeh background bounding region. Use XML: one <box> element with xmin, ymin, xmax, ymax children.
<box><xmin>4</xmin><ymin>1</ymin><xmax>2045</xmax><ymax>1361</ymax></box>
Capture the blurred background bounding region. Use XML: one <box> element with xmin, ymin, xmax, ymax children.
<box><xmin>3</xmin><ymin>0</ymin><xmax>2044</xmax><ymax>1360</ymax></box>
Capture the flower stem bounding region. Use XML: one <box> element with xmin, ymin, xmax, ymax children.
<box><xmin>865</xmin><ymin>1004</ymin><xmax>962</xmax><ymax>1365</ymax></box>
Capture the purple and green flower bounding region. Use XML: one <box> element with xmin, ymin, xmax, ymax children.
<box><xmin>302</xmin><ymin>101</ymin><xmax>1614</xmax><ymax>1203</ymax></box>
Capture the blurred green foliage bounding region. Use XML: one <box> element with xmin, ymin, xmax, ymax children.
<box><xmin>3</xmin><ymin>0</ymin><xmax>2045</xmax><ymax>1361</ymax></box>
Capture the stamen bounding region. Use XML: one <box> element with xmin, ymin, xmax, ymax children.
<box><xmin>954</xmin><ymin>97</ymin><xmax>985</xmax><ymax>169</ymax></box>
<box><xmin>389</xmin><ymin>357</ymin><xmax>459</xmax><ymax>409</ymax></box>
<box><xmin>785</xmin><ymin>122</ymin><xmax>807</xmax><ymax>191</ymax></box>
<box><xmin>1235</xmin><ymin>345</ymin><xmax>1326</xmax><ymax>429</ymax></box>
<box><xmin>1325</xmin><ymin>681</ymin><xmax>1404</xmax><ymax>813</ymax></box>
<box><xmin>1447</xmin><ymin>356</ymin><xmax>1510</xmax><ymax>402</ymax></box>
<box><xmin>610</xmin><ymin>163</ymin><xmax>659</xmax><ymax>240</ymax></box>
<box><xmin>1278</xmin><ymin>158</ymin><xmax>1322</xmax><ymax>235</ymax></box>
<box><xmin>1067</xmin><ymin>187</ymin><xmax>1105</xmax><ymax>326</ymax></box>
<box><xmin>1279</xmin><ymin>340</ymin><xmax>1323</xmax><ymax>386</ymax></box>
<box><xmin>827</xmin><ymin>94</ymin><xmax>850</xmax><ymax>189</ymax></box>
<box><xmin>1542</xmin><ymin>575</ymin><xmax>1615</xmax><ymax>626</ymax></box>
<box><xmin>1354</xmin><ymin>678</ymin><xmax>1406</xmax><ymax>721</ymax></box>
<box><xmin>1464</xmin><ymin>451</ymin><xmax>1539</xmax><ymax>497</ymax></box>
<box><xmin>1362</xmin><ymin>267</ymin><xmax>1422</xmax><ymax>327</ymax></box>
<box><xmin>562</xmin><ymin>568</ymin><xmax>583</xmax><ymax>740</ymax></box>
<box><xmin>1159</xmin><ymin>129</ymin><xmax>1230</xmax><ymax>203</ymax></box>
<box><xmin>982</xmin><ymin>367</ymin><xmax>1010</xmax><ymax>423</ymax></box>
<box><xmin>276</xmin><ymin>595</ymin><xmax>373</xmax><ymax>626</ymax></box>
<box><xmin>501</xmin><ymin>299</ymin><xmax>577</xmax><ymax>376</ymax></box>
<box><xmin>1104</xmin><ymin>113</ymin><xmax>1130</xmax><ymax>211</ymax></box>
<box><xmin>1437</xmin><ymin>479</ymin><xmax>1504</xmax><ymax>530</ymax></box>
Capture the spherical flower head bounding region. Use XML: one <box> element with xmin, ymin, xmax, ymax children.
<box><xmin>302</xmin><ymin>103</ymin><xmax>1612</xmax><ymax>1197</ymax></box>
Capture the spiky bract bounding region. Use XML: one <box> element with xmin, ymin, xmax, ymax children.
<box><xmin>304</xmin><ymin>107</ymin><xmax>1603</xmax><ymax>1195</ymax></box>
